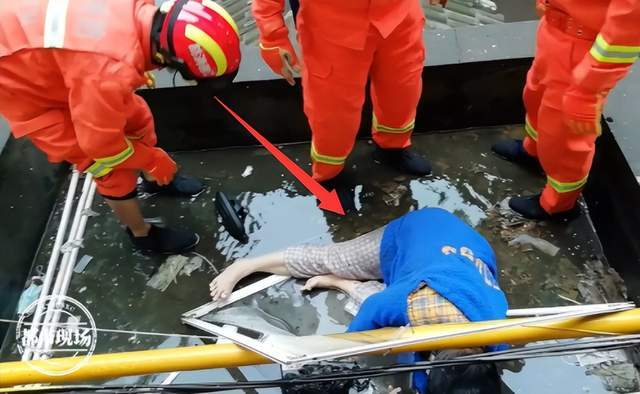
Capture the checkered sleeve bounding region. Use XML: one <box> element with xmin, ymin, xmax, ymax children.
<box><xmin>283</xmin><ymin>227</ymin><xmax>384</xmax><ymax>280</ymax></box>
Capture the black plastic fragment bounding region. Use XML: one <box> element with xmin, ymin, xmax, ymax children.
<box><xmin>215</xmin><ymin>191</ymin><xmax>249</xmax><ymax>244</ymax></box>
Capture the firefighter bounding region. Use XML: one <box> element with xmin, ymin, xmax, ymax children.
<box><xmin>252</xmin><ymin>0</ymin><xmax>446</xmax><ymax>188</ymax></box>
<box><xmin>492</xmin><ymin>0</ymin><xmax>640</xmax><ymax>220</ymax></box>
<box><xmin>0</xmin><ymin>0</ymin><xmax>241</xmax><ymax>253</ymax></box>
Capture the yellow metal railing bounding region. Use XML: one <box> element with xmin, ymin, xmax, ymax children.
<box><xmin>2</xmin><ymin>308</ymin><xmax>640</xmax><ymax>388</ymax></box>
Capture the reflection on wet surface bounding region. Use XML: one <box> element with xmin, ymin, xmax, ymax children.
<box><xmin>2</xmin><ymin>126</ymin><xmax>633</xmax><ymax>392</ymax></box>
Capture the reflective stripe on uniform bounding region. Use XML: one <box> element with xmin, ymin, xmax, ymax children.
<box><xmin>185</xmin><ymin>24</ymin><xmax>228</xmax><ymax>76</ymax></box>
<box><xmin>525</xmin><ymin>116</ymin><xmax>538</xmax><ymax>141</ymax></box>
<box><xmin>547</xmin><ymin>175</ymin><xmax>588</xmax><ymax>193</ymax></box>
<box><xmin>590</xmin><ymin>34</ymin><xmax>640</xmax><ymax>64</ymax></box>
<box><xmin>85</xmin><ymin>163</ymin><xmax>113</xmax><ymax>178</ymax></box>
<box><xmin>372</xmin><ymin>114</ymin><xmax>415</xmax><ymax>134</ymax></box>
<box><xmin>43</xmin><ymin>0</ymin><xmax>70</xmax><ymax>48</ymax></box>
<box><xmin>310</xmin><ymin>144</ymin><xmax>347</xmax><ymax>166</ymax></box>
<box><xmin>85</xmin><ymin>140</ymin><xmax>134</xmax><ymax>178</ymax></box>
<box><xmin>259</xmin><ymin>43</ymin><xmax>280</xmax><ymax>51</ymax></box>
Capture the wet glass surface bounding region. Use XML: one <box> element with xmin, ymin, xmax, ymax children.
<box><xmin>2</xmin><ymin>126</ymin><xmax>633</xmax><ymax>392</ymax></box>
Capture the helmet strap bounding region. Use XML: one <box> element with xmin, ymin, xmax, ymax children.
<box><xmin>150</xmin><ymin>11</ymin><xmax>167</xmax><ymax>66</ymax></box>
<box><xmin>153</xmin><ymin>0</ymin><xmax>196</xmax><ymax>80</ymax></box>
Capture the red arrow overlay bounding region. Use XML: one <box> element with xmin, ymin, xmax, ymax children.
<box><xmin>215</xmin><ymin>97</ymin><xmax>345</xmax><ymax>215</ymax></box>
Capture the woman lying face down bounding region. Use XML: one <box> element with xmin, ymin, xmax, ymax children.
<box><xmin>209</xmin><ymin>207</ymin><xmax>508</xmax><ymax>393</ymax></box>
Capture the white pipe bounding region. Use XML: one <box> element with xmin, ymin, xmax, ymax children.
<box><xmin>58</xmin><ymin>181</ymin><xmax>96</xmax><ymax>300</ymax></box>
<box><xmin>41</xmin><ymin>179</ymin><xmax>97</xmax><ymax>357</ymax></box>
<box><xmin>22</xmin><ymin>170</ymin><xmax>80</xmax><ymax>361</ymax></box>
<box><xmin>33</xmin><ymin>174</ymin><xmax>93</xmax><ymax>359</ymax></box>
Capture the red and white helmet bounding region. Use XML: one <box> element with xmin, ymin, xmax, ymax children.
<box><xmin>156</xmin><ymin>0</ymin><xmax>241</xmax><ymax>80</ymax></box>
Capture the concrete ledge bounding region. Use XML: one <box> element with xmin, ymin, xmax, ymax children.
<box><xmin>150</xmin><ymin>21</ymin><xmax>539</xmax><ymax>87</ymax></box>
<box><xmin>139</xmin><ymin>58</ymin><xmax>532</xmax><ymax>152</ymax></box>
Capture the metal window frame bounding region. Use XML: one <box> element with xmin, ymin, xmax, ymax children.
<box><xmin>284</xmin><ymin>303</ymin><xmax>634</xmax><ymax>365</ymax></box>
<box><xmin>182</xmin><ymin>317</ymin><xmax>299</xmax><ymax>364</ymax></box>
<box><xmin>182</xmin><ymin>277</ymin><xmax>635</xmax><ymax>366</ymax></box>
<box><xmin>182</xmin><ymin>274</ymin><xmax>291</xmax><ymax>319</ymax></box>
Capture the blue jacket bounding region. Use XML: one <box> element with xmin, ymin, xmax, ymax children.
<box><xmin>346</xmin><ymin>208</ymin><xmax>508</xmax><ymax>392</ymax></box>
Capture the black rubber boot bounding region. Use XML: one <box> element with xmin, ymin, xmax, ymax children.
<box><xmin>373</xmin><ymin>146</ymin><xmax>432</xmax><ymax>176</ymax></box>
<box><xmin>509</xmin><ymin>194</ymin><xmax>580</xmax><ymax>221</ymax></box>
<box><xmin>319</xmin><ymin>174</ymin><xmax>357</xmax><ymax>215</ymax></box>
<box><xmin>141</xmin><ymin>173</ymin><xmax>205</xmax><ymax>196</ymax></box>
<box><xmin>127</xmin><ymin>225</ymin><xmax>200</xmax><ymax>254</ymax></box>
<box><xmin>491</xmin><ymin>139</ymin><xmax>541</xmax><ymax>171</ymax></box>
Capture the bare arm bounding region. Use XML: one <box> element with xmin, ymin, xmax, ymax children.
<box><xmin>237</xmin><ymin>251</ymin><xmax>291</xmax><ymax>276</ymax></box>
<box><xmin>209</xmin><ymin>251</ymin><xmax>290</xmax><ymax>300</ymax></box>
<box><xmin>210</xmin><ymin>227</ymin><xmax>383</xmax><ymax>300</ymax></box>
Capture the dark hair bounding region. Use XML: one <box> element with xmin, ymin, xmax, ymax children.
<box><xmin>427</xmin><ymin>349</ymin><xmax>501</xmax><ymax>394</ymax></box>
<box><xmin>281</xmin><ymin>364</ymin><xmax>368</xmax><ymax>394</ymax></box>
<box><xmin>195</xmin><ymin>68</ymin><xmax>239</xmax><ymax>91</ymax></box>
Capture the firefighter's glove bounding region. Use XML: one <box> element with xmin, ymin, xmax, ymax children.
<box><xmin>146</xmin><ymin>148</ymin><xmax>177</xmax><ymax>186</ymax></box>
<box><xmin>259</xmin><ymin>38</ymin><xmax>301</xmax><ymax>86</ymax></box>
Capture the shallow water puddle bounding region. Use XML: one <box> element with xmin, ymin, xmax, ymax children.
<box><xmin>3</xmin><ymin>126</ymin><xmax>633</xmax><ymax>392</ymax></box>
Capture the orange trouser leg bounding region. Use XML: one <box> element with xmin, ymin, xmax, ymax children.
<box><xmin>97</xmin><ymin>95</ymin><xmax>157</xmax><ymax>198</ymax></box>
<box><xmin>93</xmin><ymin>169</ymin><xmax>139</xmax><ymax>199</ymax></box>
<box><xmin>27</xmin><ymin>110</ymin><xmax>138</xmax><ymax>198</ymax></box>
<box><xmin>0</xmin><ymin>90</ymin><xmax>141</xmax><ymax>198</ymax></box>
<box><xmin>521</xmin><ymin>20</ymin><xmax>550</xmax><ymax>157</ymax></box>
<box><xmin>370</xmin><ymin>11</ymin><xmax>425</xmax><ymax>149</ymax></box>
<box><xmin>537</xmin><ymin>105</ymin><xmax>596</xmax><ymax>213</ymax></box>
<box><xmin>299</xmin><ymin>24</ymin><xmax>376</xmax><ymax>182</ymax></box>
<box><xmin>522</xmin><ymin>69</ymin><xmax>545</xmax><ymax>157</ymax></box>
<box><xmin>24</xmin><ymin>111</ymin><xmax>87</xmax><ymax>164</ymax></box>
<box><xmin>533</xmin><ymin>19</ymin><xmax>596</xmax><ymax>213</ymax></box>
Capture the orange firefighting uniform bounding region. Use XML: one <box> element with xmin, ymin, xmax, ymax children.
<box><xmin>253</xmin><ymin>0</ymin><xmax>426</xmax><ymax>181</ymax></box>
<box><xmin>523</xmin><ymin>0</ymin><xmax>640</xmax><ymax>213</ymax></box>
<box><xmin>0</xmin><ymin>0</ymin><xmax>172</xmax><ymax>198</ymax></box>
